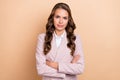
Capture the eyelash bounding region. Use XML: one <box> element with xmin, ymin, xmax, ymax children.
<box><xmin>63</xmin><ymin>17</ymin><xmax>67</xmax><ymax>19</ymax></box>
<box><xmin>55</xmin><ymin>16</ymin><xmax>60</xmax><ymax>18</ymax></box>
<box><xmin>55</xmin><ymin>16</ymin><xmax>68</xmax><ymax>20</ymax></box>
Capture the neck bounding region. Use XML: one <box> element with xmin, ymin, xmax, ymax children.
<box><xmin>55</xmin><ymin>30</ymin><xmax>65</xmax><ymax>36</ymax></box>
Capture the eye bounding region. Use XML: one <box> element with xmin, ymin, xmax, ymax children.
<box><xmin>55</xmin><ymin>15</ymin><xmax>60</xmax><ymax>18</ymax></box>
<box><xmin>63</xmin><ymin>17</ymin><xmax>68</xmax><ymax>20</ymax></box>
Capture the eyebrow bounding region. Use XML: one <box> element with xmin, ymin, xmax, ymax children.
<box><xmin>54</xmin><ymin>14</ymin><xmax>68</xmax><ymax>18</ymax></box>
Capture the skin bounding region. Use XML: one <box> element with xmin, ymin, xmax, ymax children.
<box><xmin>46</xmin><ymin>8</ymin><xmax>80</xmax><ymax>70</ymax></box>
<box><xmin>53</xmin><ymin>8</ymin><xmax>68</xmax><ymax>36</ymax></box>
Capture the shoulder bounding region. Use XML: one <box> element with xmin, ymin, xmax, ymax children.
<box><xmin>74</xmin><ymin>33</ymin><xmax>82</xmax><ymax>43</ymax></box>
<box><xmin>37</xmin><ymin>33</ymin><xmax>46</xmax><ymax>40</ymax></box>
<box><xmin>75</xmin><ymin>34</ymin><xmax>81</xmax><ymax>40</ymax></box>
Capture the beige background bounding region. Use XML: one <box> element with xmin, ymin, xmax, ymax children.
<box><xmin>0</xmin><ymin>0</ymin><xmax>120</xmax><ymax>80</ymax></box>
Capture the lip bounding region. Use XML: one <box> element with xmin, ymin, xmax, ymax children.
<box><xmin>57</xmin><ymin>24</ymin><xmax>64</xmax><ymax>27</ymax></box>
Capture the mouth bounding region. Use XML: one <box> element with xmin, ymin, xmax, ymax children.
<box><xmin>57</xmin><ymin>24</ymin><xmax>64</xmax><ymax>27</ymax></box>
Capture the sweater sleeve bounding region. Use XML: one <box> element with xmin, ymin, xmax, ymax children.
<box><xmin>58</xmin><ymin>35</ymin><xmax>84</xmax><ymax>75</ymax></box>
<box><xmin>35</xmin><ymin>34</ymin><xmax>65</xmax><ymax>78</ymax></box>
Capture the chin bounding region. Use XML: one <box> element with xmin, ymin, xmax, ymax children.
<box><xmin>58</xmin><ymin>28</ymin><xmax>64</xmax><ymax>30</ymax></box>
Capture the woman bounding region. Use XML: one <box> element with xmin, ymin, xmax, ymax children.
<box><xmin>36</xmin><ymin>2</ymin><xmax>84</xmax><ymax>80</ymax></box>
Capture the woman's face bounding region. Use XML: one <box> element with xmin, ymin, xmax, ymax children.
<box><xmin>53</xmin><ymin>8</ymin><xmax>69</xmax><ymax>34</ymax></box>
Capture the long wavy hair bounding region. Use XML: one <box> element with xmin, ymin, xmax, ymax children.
<box><xmin>44</xmin><ymin>3</ymin><xmax>76</xmax><ymax>56</ymax></box>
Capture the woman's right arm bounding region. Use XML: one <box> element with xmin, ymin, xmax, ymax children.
<box><xmin>35</xmin><ymin>34</ymin><xmax>65</xmax><ymax>79</ymax></box>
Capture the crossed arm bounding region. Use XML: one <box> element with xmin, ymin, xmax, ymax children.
<box><xmin>36</xmin><ymin>34</ymin><xmax>84</xmax><ymax>78</ymax></box>
<box><xmin>46</xmin><ymin>55</ymin><xmax>80</xmax><ymax>70</ymax></box>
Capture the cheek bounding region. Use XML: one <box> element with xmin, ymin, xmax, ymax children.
<box><xmin>53</xmin><ymin>20</ymin><xmax>56</xmax><ymax>26</ymax></box>
<box><xmin>54</xmin><ymin>18</ymin><xmax>58</xmax><ymax>24</ymax></box>
<box><xmin>64</xmin><ymin>20</ymin><xmax>68</xmax><ymax>25</ymax></box>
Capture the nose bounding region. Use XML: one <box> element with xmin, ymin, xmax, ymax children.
<box><xmin>59</xmin><ymin>18</ymin><xmax>63</xmax><ymax>24</ymax></box>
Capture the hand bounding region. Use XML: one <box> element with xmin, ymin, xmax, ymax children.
<box><xmin>46</xmin><ymin>60</ymin><xmax>58</xmax><ymax>70</ymax></box>
<box><xmin>71</xmin><ymin>55</ymin><xmax>80</xmax><ymax>63</ymax></box>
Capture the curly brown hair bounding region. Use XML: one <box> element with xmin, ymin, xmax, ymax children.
<box><xmin>44</xmin><ymin>2</ymin><xmax>76</xmax><ymax>56</ymax></box>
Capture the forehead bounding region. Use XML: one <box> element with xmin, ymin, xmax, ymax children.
<box><xmin>54</xmin><ymin>8</ymin><xmax>68</xmax><ymax>17</ymax></box>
